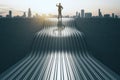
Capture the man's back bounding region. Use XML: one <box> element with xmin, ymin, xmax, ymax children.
<box><xmin>56</xmin><ymin>3</ymin><xmax>63</xmax><ymax>11</ymax></box>
<box><xmin>56</xmin><ymin>3</ymin><xmax>63</xmax><ymax>19</ymax></box>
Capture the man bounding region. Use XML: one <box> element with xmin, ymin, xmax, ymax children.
<box><xmin>56</xmin><ymin>3</ymin><xmax>63</xmax><ymax>19</ymax></box>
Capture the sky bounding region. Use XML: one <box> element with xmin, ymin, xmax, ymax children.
<box><xmin>0</xmin><ymin>0</ymin><xmax>120</xmax><ymax>16</ymax></box>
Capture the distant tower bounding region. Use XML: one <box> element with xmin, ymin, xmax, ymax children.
<box><xmin>98</xmin><ymin>9</ymin><xmax>102</xmax><ymax>17</ymax></box>
<box><xmin>81</xmin><ymin>9</ymin><xmax>84</xmax><ymax>18</ymax></box>
<box><xmin>76</xmin><ymin>11</ymin><xmax>78</xmax><ymax>16</ymax></box>
<box><xmin>23</xmin><ymin>12</ymin><xmax>26</xmax><ymax>18</ymax></box>
<box><xmin>76</xmin><ymin>11</ymin><xmax>78</xmax><ymax>18</ymax></box>
<box><xmin>78</xmin><ymin>13</ymin><xmax>80</xmax><ymax>18</ymax></box>
<box><xmin>28</xmin><ymin>8</ymin><xmax>32</xmax><ymax>18</ymax></box>
<box><xmin>112</xmin><ymin>13</ymin><xmax>115</xmax><ymax>18</ymax></box>
<box><xmin>9</xmin><ymin>10</ymin><xmax>12</xmax><ymax>18</ymax></box>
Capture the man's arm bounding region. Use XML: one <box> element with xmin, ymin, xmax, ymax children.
<box><xmin>61</xmin><ymin>6</ymin><xmax>63</xmax><ymax>9</ymax></box>
<box><xmin>56</xmin><ymin>4</ymin><xmax>58</xmax><ymax>7</ymax></box>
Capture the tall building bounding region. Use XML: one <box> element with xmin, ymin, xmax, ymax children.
<box><xmin>76</xmin><ymin>11</ymin><xmax>80</xmax><ymax>18</ymax></box>
<box><xmin>85</xmin><ymin>13</ymin><xmax>92</xmax><ymax>18</ymax></box>
<box><xmin>28</xmin><ymin>8</ymin><xmax>32</xmax><ymax>18</ymax></box>
<box><xmin>78</xmin><ymin>13</ymin><xmax>80</xmax><ymax>18</ymax></box>
<box><xmin>23</xmin><ymin>12</ymin><xmax>26</xmax><ymax>18</ymax></box>
<box><xmin>98</xmin><ymin>9</ymin><xmax>102</xmax><ymax>17</ymax></box>
<box><xmin>112</xmin><ymin>13</ymin><xmax>115</xmax><ymax>18</ymax></box>
<box><xmin>9</xmin><ymin>10</ymin><xmax>12</xmax><ymax>18</ymax></box>
<box><xmin>81</xmin><ymin>9</ymin><xmax>85</xmax><ymax>18</ymax></box>
<box><xmin>76</xmin><ymin>11</ymin><xmax>78</xmax><ymax>18</ymax></box>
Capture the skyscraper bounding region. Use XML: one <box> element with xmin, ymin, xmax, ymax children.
<box><xmin>112</xmin><ymin>13</ymin><xmax>115</xmax><ymax>18</ymax></box>
<box><xmin>22</xmin><ymin>12</ymin><xmax>26</xmax><ymax>18</ymax></box>
<box><xmin>76</xmin><ymin>11</ymin><xmax>78</xmax><ymax>17</ymax></box>
<box><xmin>81</xmin><ymin>9</ymin><xmax>84</xmax><ymax>18</ymax></box>
<box><xmin>28</xmin><ymin>8</ymin><xmax>32</xmax><ymax>18</ymax></box>
<box><xmin>76</xmin><ymin>11</ymin><xmax>80</xmax><ymax>18</ymax></box>
<box><xmin>98</xmin><ymin>9</ymin><xmax>102</xmax><ymax>17</ymax></box>
<box><xmin>9</xmin><ymin>10</ymin><xmax>12</xmax><ymax>18</ymax></box>
<box><xmin>78</xmin><ymin>13</ymin><xmax>80</xmax><ymax>18</ymax></box>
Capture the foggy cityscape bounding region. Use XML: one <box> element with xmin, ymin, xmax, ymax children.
<box><xmin>0</xmin><ymin>8</ymin><xmax>119</xmax><ymax>19</ymax></box>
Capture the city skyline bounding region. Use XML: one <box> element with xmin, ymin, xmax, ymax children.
<box><xmin>0</xmin><ymin>0</ymin><xmax>120</xmax><ymax>16</ymax></box>
<box><xmin>0</xmin><ymin>8</ymin><xmax>118</xmax><ymax>19</ymax></box>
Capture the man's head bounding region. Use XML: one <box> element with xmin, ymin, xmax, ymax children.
<box><xmin>59</xmin><ymin>3</ymin><xmax>61</xmax><ymax>5</ymax></box>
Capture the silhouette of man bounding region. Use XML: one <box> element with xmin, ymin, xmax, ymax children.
<box><xmin>56</xmin><ymin>3</ymin><xmax>63</xmax><ymax>19</ymax></box>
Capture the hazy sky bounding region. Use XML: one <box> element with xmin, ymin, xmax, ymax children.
<box><xmin>0</xmin><ymin>0</ymin><xmax>120</xmax><ymax>16</ymax></box>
